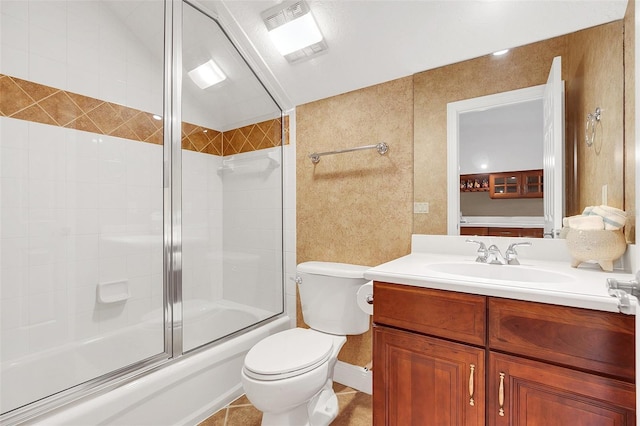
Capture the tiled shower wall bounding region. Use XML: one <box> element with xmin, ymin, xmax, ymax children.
<box><xmin>0</xmin><ymin>0</ymin><xmax>292</xmax><ymax>368</ymax></box>
<box><xmin>0</xmin><ymin>116</ymin><xmax>166</xmax><ymax>359</ymax></box>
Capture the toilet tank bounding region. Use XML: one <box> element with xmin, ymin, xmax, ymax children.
<box><xmin>296</xmin><ymin>261</ymin><xmax>371</xmax><ymax>335</ymax></box>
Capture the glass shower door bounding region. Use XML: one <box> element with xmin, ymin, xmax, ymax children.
<box><xmin>0</xmin><ymin>0</ymin><xmax>166</xmax><ymax>415</ymax></box>
<box><xmin>180</xmin><ymin>2</ymin><xmax>284</xmax><ymax>352</ymax></box>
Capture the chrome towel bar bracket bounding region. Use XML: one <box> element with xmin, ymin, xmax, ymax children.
<box><xmin>309</xmin><ymin>142</ymin><xmax>389</xmax><ymax>164</ymax></box>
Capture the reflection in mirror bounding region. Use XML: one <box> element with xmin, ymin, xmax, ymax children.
<box><xmin>448</xmin><ymin>86</ymin><xmax>548</xmax><ymax>238</ymax></box>
<box><xmin>413</xmin><ymin>19</ymin><xmax>628</xmax><ymax>241</ymax></box>
<box><xmin>460</xmin><ymin>100</ymin><xmax>543</xmax><ymax>175</ymax></box>
<box><xmin>181</xmin><ymin>2</ymin><xmax>284</xmax><ymax>352</ymax></box>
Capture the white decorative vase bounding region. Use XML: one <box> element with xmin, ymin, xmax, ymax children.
<box><xmin>565</xmin><ymin>228</ymin><xmax>627</xmax><ymax>272</ymax></box>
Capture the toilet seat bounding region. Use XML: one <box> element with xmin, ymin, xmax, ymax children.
<box><xmin>243</xmin><ymin>328</ymin><xmax>334</xmax><ymax>381</ymax></box>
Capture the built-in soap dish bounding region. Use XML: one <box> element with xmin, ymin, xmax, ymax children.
<box><xmin>97</xmin><ymin>280</ymin><xmax>130</xmax><ymax>304</ymax></box>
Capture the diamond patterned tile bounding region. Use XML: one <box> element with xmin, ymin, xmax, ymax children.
<box><xmin>0</xmin><ymin>76</ymin><xmax>35</xmax><ymax>116</ymax></box>
<box><xmin>38</xmin><ymin>91</ymin><xmax>83</xmax><ymax>126</ymax></box>
<box><xmin>0</xmin><ymin>73</ymin><xmax>288</xmax><ymax>157</ymax></box>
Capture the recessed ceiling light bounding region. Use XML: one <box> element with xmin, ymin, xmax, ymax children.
<box><xmin>262</xmin><ymin>1</ymin><xmax>327</xmax><ymax>63</ymax></box>
<box><xmin>492</xmin><ymin>49</ymin><xmax>510</xmax><ymax>56</ymax></box>
<box><xmin>188</xmin><ymin>59</ymin><xmax>226</xmax><ymax>89</ymax></box>
<box><xmin>152</xmin><ymin>114</ymin><xmax>162</xmax><ymax>121</ymax></box>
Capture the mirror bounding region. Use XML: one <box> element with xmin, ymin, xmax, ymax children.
<box><xmin>447</xmin><ymin>84</ymin><xmax>548</xmax><ymax>237</ymax></box>
<box><xmin>413</xmin><ymin>19</ymin><xmax>627</xmax><ymax>240</ymax></box>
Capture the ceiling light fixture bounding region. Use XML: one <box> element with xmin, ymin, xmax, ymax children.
<box><xmin>261</xmin><ymin>0</ymin><xmax>327</xmax><ymax>63</ymax></box>
<box><xmin>492</xmin><ymin>49</ymin><xmax>510</xmax><ymax>56</ymax></box>
<box><xmin>188</xmin><ymin>59</ymin><xmax>226</xmax><ymax>89</ymax></box>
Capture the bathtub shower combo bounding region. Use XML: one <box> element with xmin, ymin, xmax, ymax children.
<box><xmin>0</xmin><ymin>1</ymin><xmax>288</xmax><ymax>424</ymax></box>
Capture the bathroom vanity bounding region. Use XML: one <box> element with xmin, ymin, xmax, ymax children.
<box><xmin>365</xmin><ymin>235</ymin><xmax>637</xmax><ymax>426</ymax></box>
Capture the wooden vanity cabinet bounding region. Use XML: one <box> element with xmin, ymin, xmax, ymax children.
<box><xmin>460</xmin><ymin>226</ymin><xmax>544</xmax><ymax>238</ymax></box>
<box><xmin>487</xmin><ymin>298</ymin><xmax>635</xmax><ymax>425</ymax></box>
<box><xmin>373</xmin><ymin>283</ymin><xmax>486</xmax><ymax>426</ymax></box>
<box><xmin>373</xmin><ymin>282</ymin><xmax>636</xmax><ymax>426</ymax></box>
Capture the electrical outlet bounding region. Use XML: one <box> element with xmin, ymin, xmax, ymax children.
<box><xmin>414</xmin><ymin>202</ymin><xmax>429</xmax><ymax>214</ymax></box>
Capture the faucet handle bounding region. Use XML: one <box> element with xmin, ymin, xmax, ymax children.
<box><xmin>505</xmin><ymin>242</ymin><xmax>532</xmax><ymax>265</ymax></box>
<box><xmin>466</xmin><ymin>239</ymin><xmax>487</xmax><ymax>263</ymax></box>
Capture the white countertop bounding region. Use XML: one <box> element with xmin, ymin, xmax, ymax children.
<box><xmin>364</xmin><ymin>235</ymin><xmax>637</xmax><ymax>314</ymax></box>
<box><xmin>460</xmin><ymin>216</ymin><xmax>544</xmax><ymax>228</ymax></box>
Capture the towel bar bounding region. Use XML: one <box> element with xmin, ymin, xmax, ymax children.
<box><xmin>309</xmin><ymin>142</ymin><xmax>388</xmax><ymax>164</ymax></box>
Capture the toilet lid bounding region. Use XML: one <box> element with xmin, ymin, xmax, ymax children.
<box><xmin>243</xmin><ymin>328</ymin><xmax>334</xmax><ymax>380</ymax></box>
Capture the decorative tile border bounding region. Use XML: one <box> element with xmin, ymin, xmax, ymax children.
<box><xmin>223</xmin><ymin>116</ymin><xmax>289</xmax><ymax>155</ymax></box>
<box><xmin>182</xmin><ymin>122</ymin><xmax>223</xmax><ymax>155</ymax></box>
<box><xmin>0</xmin><ymin>74</ymin><xmax>287</xmax><ymax>155</ymax></box>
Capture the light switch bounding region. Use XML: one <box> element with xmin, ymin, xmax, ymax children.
<box><xmin>414</xmin><ymin>202</ymin><xmax>429</xmax><ymax>214</ymax></box>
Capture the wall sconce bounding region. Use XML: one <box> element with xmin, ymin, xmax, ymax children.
<box><xmin>585</xmin><ymin>107</ymin><xmax>602</xmax><ymax>147</ymax></box>
<box><xmin>261</xmin><ymin>0</ymin><xmax>327</xmax><ymax>63</ymax></box>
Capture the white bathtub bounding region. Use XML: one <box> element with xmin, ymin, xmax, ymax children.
<box><xmin>2</xmin><ymin>301</ymin><xmax>289</xmax><ymax>425</ymax></box>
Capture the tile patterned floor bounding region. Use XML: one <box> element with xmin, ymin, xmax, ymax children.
<box><xmin>199</xmin><ymin>383</ymin><xmax>372</xmax><ymax>426</ymax></box>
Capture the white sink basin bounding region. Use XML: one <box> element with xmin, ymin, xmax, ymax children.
<box><xmin>425</xmin><ymin>262</ymin><xmax>575</xmax><ymax>284</ymax></box>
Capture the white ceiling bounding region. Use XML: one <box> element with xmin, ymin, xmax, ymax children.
<box><xmin>205</xmin><ymin>0</ymin><xmax>628</xmax><ymax>108</ymax></box>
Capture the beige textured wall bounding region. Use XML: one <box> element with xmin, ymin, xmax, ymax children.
<box><xmin>625</xmin><ymin>0</ymin><xmax>636</xmax><ymax>242</ymax></box>
<box><xmin>296</xmin><ymin>77</ymin><xmax>414</xmax><ymax>365</ymax></box>
<box><xmin>565</xmin><ymin>23</ymin><xmax>625</xmax><ymax>215</ymax></box>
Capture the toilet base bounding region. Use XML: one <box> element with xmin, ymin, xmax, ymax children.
<box><xmin>261</xmin><ymin>381</ymin><xmax>339</xmax><ymax>426</ymax></box>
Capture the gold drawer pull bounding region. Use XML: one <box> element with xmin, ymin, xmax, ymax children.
<box><xmin>498</xmin><ymin>372</ymin><xmax>505</xmax><ymax>417</ymax></box>
<box><xmin>468</xmin><ymin>364</ymin><xmax>475</xmax><ymax>406</ymax></box>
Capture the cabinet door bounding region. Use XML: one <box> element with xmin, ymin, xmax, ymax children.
<box><xmin>373</xmin><ymin>326</ymin><xmax>485</xmax><ymax>426</ymax></box>
<box><xmin>521</xmin><ymin>169</ymin><xmax>543</xmax><ymax>198</ymax></box>
<box><xmin>489</xmin><ymin>170</ymin><xmax>544</xmax><ymax>199</ymax></box>
<box><xmin>490</xmin><ymin>173</ymin><xmax>521</xmax><ymax>198</ymax></box>
<box><xmin>488</xmin><ymin>352</ymin><xmax>635</xmax><ymax>426</ymax></box>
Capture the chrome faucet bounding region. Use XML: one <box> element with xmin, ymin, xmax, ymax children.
<box><xmin>467</xmin><ymin>239</ymin><xmax>532</xmax><ymax>265</ymax></box>
<box><xmin>485</xmin><ymin>245</ymin><xmax>507</xmax><ymax>265</ymax></box>
<box><xmin>466</xmin><ymin>239</ymin><xmax>488</xmax><ymax>263</ymax></box>
<box><xmin>505</xmin><ymin>242</ymin><xmax>532</xmax><ymax>265</ymax></box>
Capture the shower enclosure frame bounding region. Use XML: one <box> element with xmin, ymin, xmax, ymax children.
<box><xmin>0</xmin><ymin>0</ymin><xmax>286</xmax><ymax>423</ymax></box>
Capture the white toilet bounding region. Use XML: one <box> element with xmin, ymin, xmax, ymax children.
<box><xmin>241</xmin><ymin>261</ymin><xmax>371</xmax><ymax>426</ymax></box>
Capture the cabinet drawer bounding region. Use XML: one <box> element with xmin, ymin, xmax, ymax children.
<box><xmin>374</xmin><ymin>282</ymin><xmax>486</xmax><ymax>346</ymax></box>
<box><xmin>461</xmin><ymin>227</ymin><xmax>544</xmax><ymax>238</ymax></box>
<box><xmin>488</xmin><ymin>227</ymin><xmax>523</xmax><ymax>237</ymax></box>
<box><xmin>488</xmin><ymin>297</ymin><xmax>635</xmax><ymax>381</ymax></box>
<box><xmin>460</xmin><ymin>226</ymin><xmax>489</xmax><ymax>236</ymax></box>
<box><xmin>488</xmin><ymin>227</ymin><xmax>544</xmax><ymax>238</ymax></box>
<box><xmin>518</xmin><ymin>227</ymin><xmax>543</xmax><ymax>238</ymax></box>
